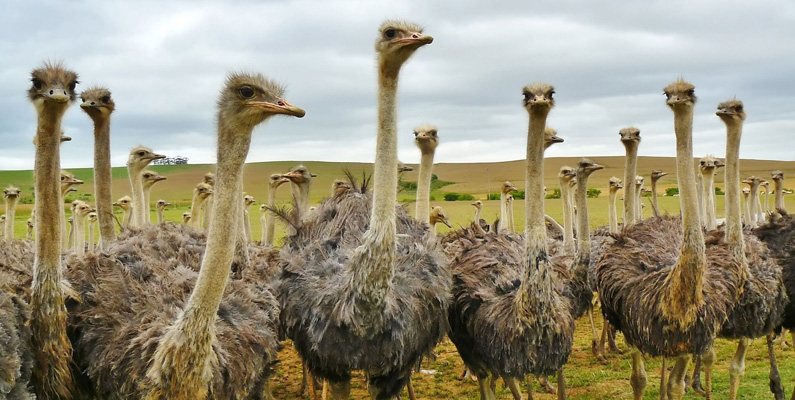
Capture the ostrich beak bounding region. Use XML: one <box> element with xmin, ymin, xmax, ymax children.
<box><xmin>155</xmin><ymin>176</ymin><xmax>168</xmax><ymax>182</ymax></box>
<box><xmin>60</xmin><ymin>135</ymin><xmax>72</xmax><ymax>142</ymax></box>
<box><xmin>442</xmin><ymin>219</ymin><xmax>452</xmax><ymax>228</ymax></box>
<box><xmin>44</xmin><ymin>86</ymin><xmax>70</xmax><ymax>102</ymax></box>
<box><xmin>255</xmin><ymin>99</ymin><xmax>306</xmax><ymax>118</ymax></box>
<box><xmin>588</xmin><ymin>163</ymin><xmax>604</xmax><ymax>172</ymax></box>
<box><xmin>548</xmin><ymin>135</ymin><xmax>564</xmax><ymax>144</ymax></box>
<box><xmin>148</xmin><ymin>153</ymin><xmax>167</xmax><ymax>161</ymax></box>
<box><xmin>310</xmin><ymin>173</ymin><xmax>318</xmax><ymax>178</ymax></box>
<box><xmin>396</xmin><ymin>34</ymin><xmax>434</xmax><ymax>47</ymax></box>
<box><xmin>282</xmin><ymin>171</ymin><xmax>302</xmax><ymax>181</ymax></box>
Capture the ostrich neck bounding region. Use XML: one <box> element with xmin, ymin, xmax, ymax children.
<box><xmin>473</xmin><ymin>207</ymin><xmax>486</xmax><ymax>235</ymax></box>
<box><xmin>74</xmin><ymin>213</ymin><xmax>85</xmax><ymax>256</ymax></box>
<box><xmin>500</xmin><ymin>191</ymin><xmax>509</xmax><ymax>231</ymax></box>
<box><xmin>517</xmin><ymin>108</ymin><xmax>552</xmax><ymax>312</ymax></box>
<box><xmin>701</xmin><ymin>170</ymin><xmax>716</xmax><ymax>230</ymax></box>
<box><xmin>5</xmin><ymin>197</ymin><xmax>17</xmax><ymax>239</ymax></box>
<box><xmin>180</xmin><ymin>122</ymin><xmax>250</xmax><ymax>331</ymax></box>
<box><xmin>244</xmin><ymin>207</ymin><xmax>252</xmax><ymax>242</ymax></box>
<box><xmin>507</xmin><ymin>201</ymin><xmax>515</xmax><ymax>232</ymax></box>
<box><xmin>623</xmin><ymin>143</ymin><xmax>638</xmax><ymax>224</ymax></box>
<box><xmin>190</xmin><ymin>194</ymin><xmax>206</xmax><ymax>229</ymax></box>
<box><xmin>157</xmin><ymin>207</ymin><xmax>165</xmax><ymax>224</ymax></box>
<box><xmin>635</xmin><ymin>184</ymin><xmax>643</xmax><ymax>221</ymax></box>
<box><xmin>203</xmin><ymin>196</ymin><xmax>213</xmax><ymax>230</ymax></box>
<box><xmin>749</xmin><ymin>181</ymin><xmax>761</xmax><ymax>226</ymax></box>
<box><xmin>128</xmin><ymin>166</ymin><xmax>145</xmax><ymax>228</ymax></box>
<box><xmin>608</xmin><ymin>189</ymin><xmax>618</xmax><ymax>234</ymax></box>
<box><xmin>665</xmin><ymin>107</ymin><xmax>706</xmax><ymax>327</ymax></box>
<box><xmin>415</xmin><ymin>150</ymin><xmax>435</xmax><ymax>224</ymax></box>
<box><xmin>775</xmin><ymin>179</ymin><xmax>785</xmax><ymax>211</ymax></box>
<box><xmin>575</xmin><ymin>172</ymin><xmax>591</xmax><ymax>273</ymax></box>
<box><xmin>724</xmin><ymin>119</ymin><xmax>744</xmax><ymax>261</ymax></box>
<box><xmin>123</xmin><ymin>208</ymin><xmax>132</xmax><ymax>228</ymax></box>
<box><xmin>290</xmin><ymin>181</ymin><xmax>311</xmax><ymax>220</ymax></box>
<box><xmin>30</xmin><ymin>103</ymin><xmax>73</xmax><ymax>397</ymax></box>
<box><xmin>651</xmin><ymin>179</ymin><xmax>660</xmax><ymax>217</ymax></box>
<box><xmin>264</xmin><ymin>185</ymin><xmax>279</xmax><ymax>246</ymax></box>
<box><xmin>560</xmin><ymin>178</ymin><xmax>574</xmax><ymax>254</ymax></box>
<box><xmin>144</xmin><ymin>187</ymin><xmax>153</xmax><ymax>224</ymax></box>
<box><xmin>93</xmin><ymin>116</ymin><xmax>114</xmax><ymax>246</ymax></box>
<box><xmin>348</xmin><ymin>65</ymin><xmax>399</xmax><ymax>309</ymax></box>
<box><xmin>88</xmin><ymin>221</ymin><xmax>95</xmax><ymax>250</ymax></box>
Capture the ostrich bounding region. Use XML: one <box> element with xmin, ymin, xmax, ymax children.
<box><xmin>156</xmin><ymin>200</ymin><xmax>170</xmax><ymax>224</ymax></box>
<box><xmin>595</xmin><ymin>80</ymin><xmax>744</xmax><ymax>400</ymax></box>
<box><xmin>113</xmin><ymin>196</ymin><xmax>133</xmax><ymax>229</ymax></box>
<box><xmin>505</xmin><ymin>194</ymin><xmax>516</xmax><ymax>233</ymax></box>
<box><xmin>331</xmin><ymin>179</ymin><xmax>352</xmax><ymax>196</ymax></box>
<box><xmin>761</xmin><ymin>180</ymin><xmax>771</xmax><ymax>215</ymax></box>
<box><xmin>66</xmin><ymin>216</ymin><xmax>75</xmax><ymax>251</ymax></box>
<box><xmin>87</xmin><ymin>211</ymin><xmax>97</xmax><ymax>251</ymax></box>
<box><xmin>634</xmin><ymin>176</ymin><xmax>645</xmax><ymax>222</ymax></box>
<box><xmin>4</xmin><ymin>186</ymin><xmax>21</xmax><ymax>240</ymax></box>
<box><xmin>559</xmin><ymin>166</ymin><xmax>576</xmax><ymax>255</ymax></box>
<box><xmin>447</xmin><ymin>83</ymin><xmax>576</xmax><ymax>400</ymax></box>
<box><xmin>699</xmin><ymin>156</ymin><xmax>719</xmax><ymax>230</ymax></box>
<box><xmin>72</xmin><ymin>201</ymin><xmax>94</xmax><ymax>256</ymax></box>
<box><xmin>127</xmin><ymin>146</ymin><xmax>166</xmax><ymax>228</ymax></box>
<box><xmin>621</xmin><ymin>127</ymin><xmax>641</xmax><ymax>225</ymax></box>
<box><xmin>771</xmin><ymin>171</ymin><xmax>785</xmax><ymax>212</ymax></box>
<box><xmin>650</xmin><ymin>170</ymin><xmax>667</xmax><ymax>217</ymax></box>
<box><xmin>26</xmin><ymin>217</ymin><xmax>34</xmax><ymax>240</ymax></box>
<box><xmin>282</xmin><ymin>165</ymin><xmax>316</xmax><ymax>221</ymax></box>
<box><xmin>413</xmin><ymin>124</ymin><xmax>438</xmax><ymax>225</ymax></box>
<box><xmin>182</xmin><ymin>212</ymin><xmax>191</xmax><ymax>224</ymax></box>
<box><xmin>471</xmin><ymin>200</ymin><xmax>488</xmax><ymax>235</ymax></box>
<box><xmin>397</xmin><ymin>161</ymin><xmax>413</xmax><ymax>175</ymax></box>
<box><xmin>119</xmin><ymin>72</ymin><xmax>305</xmax><ymax>398</ymax></box>
<box><xmin>742</xmin><ymin>187</ymin><xmax>752</xmax><ymax>225</ymax></box>
<box><xmin>499</xmin><ymin>181</ymin><xmax>517</xmax><ymax>233</ymax></box>
<box><xmin>202</xmin><ymin>172</ymin><xmax>215</xmax><ymax>231</ymax></box>
<box><xmin>60</xmin><ymin>170</ymin><xmax>84</xmax><ymax>247</ymax></box>
<box><xmin>261</xmin><ymin>174</ymin><xmax>290</xmax><ymax>246</ymax></box>
<box><xmin>80</xmin><ymin>86</ymin><xmax>115</xmax><ymax>248</ymax></box>
<box><xmin>243</xmin><ymin>194</ymin><xmax>256</xmax><ymax>243</ymax></box>
<box><xmin>25</xmin><ymin>61</ymin><xmax>81</xmax><ymax>399</ymax></box>
<box><xmin>608</xmin><ymin>177</ymin><xmax>623</xmax><ymax>234</ymax></box>
<box><xmin>277</xmin><ymin>20</ymin><xmax>445</xmax><ymax>400</ymax></box>
<box><xmin>189</xmin><ymin>183</ymin><xmax>213</xmax><ymax>229</ymax></box>
<box><xmin>429</xmin><ymin>206</ymin><xmax>452</xmax><ymax>235</ymax></box>
<box><xmin>142</xmin><ymin>170</ymin><xmax>167</xmax><ymax>224</ymax></box>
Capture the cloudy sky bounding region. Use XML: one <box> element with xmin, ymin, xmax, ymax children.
<box><xmin>1</xmin><ymin>0</ymin><xmax>794</xmax><ymax>170</ymax></box>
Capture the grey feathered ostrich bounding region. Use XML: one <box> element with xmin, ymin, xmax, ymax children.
<box><xmin>595</xmin><ymin>80</ymin><xmax>745</xmax><ymax>400</ymax></box>
<box><xmin>650</xmin><ymin>170</ymin><xmax>667</xmax><ymax>217</ymax></box>
<box><xmin>277</xmin><ymin>20</ymin><xmax>448</xmax><ymax>400</ymax></box>
<box><xmin>447</xmin><ymin>83</ymin><xmax>577</xmax><ymax>400</ymax></box>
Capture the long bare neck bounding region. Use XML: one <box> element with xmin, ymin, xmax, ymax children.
<box><xmin>264</xmin><ymin>186</ymin><xmax>279</xmax><ymax>246</ymax></box>
<box><xmin>348</xmin><ymin>66</ymin><xmax>399</xmax><ymax>308</ymax></box>
<box><xmin>575</xmin><ymin>173</ymin><xmax>591</xmax><ymax>272</ymax></box>
<box><xmin>518</xmin><ymin>107</ymin><xmax>552</xmax><ymax>311</ymax></box>
<box><xmin>128</xmin><ymin>166</ymin><xmax>145</xmax><ymax>228</ymax></box>
<box><xmin>749</xmin><ymin>181</ymin><xmax>761</xmax><ymax>227</ymax></box>
<box><xmin>651</xmin><ymin>179</ymin><xmax>660</xmax><ymax>217</ymax></box>
<box><xmin>635</xmin><ymin>184</ymin><xmax>643</xmax><ymax>221</ymax></box>
<box><xmin>608</xmin><ymin>188</ymin><xmax>618</xmax><ymax>233</ymax></box>
<box><xmin>244</xmin><ymin>207</ymin><xmax>252</xmax><ymax>243</ymax></box>
<box><xmin>157</xmin><ymin>207</ymin><xmax>165</xmax><ymax>224</ymax></box>
<box><xmin>31</xmin><ymin>103</ymin><xmax>74</xmax><ymax>398</ymax></box>
<box><xmin>93</xmin><ymin>116</ymin><xmax>114</xmax><ymax>246</ymax></box>
<box><xmin>724</xmin><ymin>119</ymin><xmax>744</xmax><ymax>261</ymax></box>
<box><xmin>74</xmin><ymin>214</ymin><xmax>85</xmax><ymax>256</ymax></box>
<box><xmin>88</xmin><ymin>221</ymin><xmax>95</xmax><ymax>251</ymax></box>
<box><xmin>290</xmin><ymin>182</ymin><xmax>311</xmax><ymax>220</ymax></box>
<box><xmin>500</xmin><ymin>190</ymin><xmax>508</xmax><ymax>232</ymax></box>
<box><xmin>202</xmin><ymin>195</ymin><xmax>213</xmax><ymax>230</ymax></box>
<box><xmin>775</xmin><ymin>180</ymin><xmax>785</xmax><ymax>211</ymax></box>
<box><xmin>4</xmin><ymin>198</ymin><xmax>17</xmax><ymax>239</ymax></box>
<box><xmin>560</xmin><ymin>178</ymin><xmax>574</xmax><ymax>254</ymax></box>
<box><xmin>507</xmin><ymin>200</ymin><xmax>515</xmax><ymax>232</ymax></box>
<box><xmin>190</xmin><ymin>194</ymin><xmax>205</xmax><ymax>229</ymax></box>
<box><xmin>764</xmin><ymin>188</ymin><xmax>770</xmax><ymax>213</ymax></box>
<box><xmin>702</xmin><ymin>171</ymin><xmax>716</xmax><ymax>230</ymax></box>
<box><xmin>623</xmin><ymin>143</ymin><xmax>638</xmax><ymax>224</ymax></box>
<box><xmin>415</xmin><ymin>149</ymin><xmax>435</xmax><ymax>223</ymax></box>
<box><xmin>473</xmin><ymin>206</ymin><xmax>486</xmax><ymax>235</ymax></box>
<box><xmin>122</xmin><ymin>208</ymin><xmax>131</xmax><ymax>228</ymax></box>
<box><xmin>144</xmin><ymin>187</ymin><xmax>153</xmax><ymax>224</ymax></box>
<box><xmin>664</xmin><ymin>106</ymin><xmax>705</xmax><ymax>328</ymax></box>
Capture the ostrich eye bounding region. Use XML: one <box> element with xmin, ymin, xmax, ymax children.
<box><xmin>239</xmin><ymin>86</ymin><xmax>255</xmax><ymax>99</ymax></box>
<box><xmin>384</xmin><ymin>28</ymin><xmax>397</xmax><ymax>39</ymax></box>
<box><xmin>664</xmin><ymin>92</ymin><xmax>671</xmax><ymax>98</ymax></box>
<box><xmin>138</xmin><ymin>151</ymin><xmax>145</xmax><ymax>156</ymax></box>
<box><xmin>430</xmin><ymin>130</ymin><xmax>437</xmax><ymax>137</ymax></box>
<box><xmin>686</xmin><ymin>89</ymin><xmax>695</xmax><ymax>97</ymax></box>
<box><xmin>735</xmin><ymin>105</ymin><xmax>743</xmax><ymax>111</ymax></box>
<box><xmin>32</xmin><ymin>78</ymin><xmax>43</xmax><ymax>90</ymax></box>
<box><xmin>68</xmin><ymin>81</ymin><xmax>77</xmax><ymax>92</ymax></box>
<box><xmin>61</xmin><ymin>176</ymin><xmax>65</xmax><ymax>181</ymax></box>
<box><xmin>101</xmin><ymin>96</ymin><xmax>110</xmax><ymax>103</ymax></box>
<box><xmin>81</xmin><ymin>98</ymin><xmax>86</xmax><ymax>103</ymax></box>
<box><xmin>523</xmin><ymin>92</ymin><xmax>530</xmax><ymax>100</ymax></box>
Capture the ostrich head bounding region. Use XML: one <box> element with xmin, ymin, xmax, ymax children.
<box><xmin>716</xmin><ymin>99</ymin><xmax>746</xmax><ymax>123</ymax></box>
<box><xmin>75</xmin><ymin>201</ymin><xmax>95</xmax><ymax>218</ymax></box>
<box><xmin>60</xmin><ymin>170</ymin><xmax>83</xmax><ymax>186</ymax></box>
<box><xmin>376</xmin><ymin>20</ymin><xmax>433</xmax><ymax>76</ymax></box>
<box><xmin>635</xmin><ymin>176</ymin><xmax>645</xmax><ymax>188</ymax></box>
<box><xmin>3</xmin><ymin>186</ymin><xmax>21</xmax><ymax>200</ymax></box>
<box><xmin>577</xmin><ymin>158</ymin><xmax>604</xmax><ymax>178</ymax></box>
<box><xmin>87</xmin><ymin>212</ymin><xmax>98</xmax><ymax>223</ymax></box>
<box><xmin>243</xmin><ymin>194</ymin><xmax>256</xmax><ymax>207</ymax></box>
<box><xmin>283</xmin><ymin>165</ymin><xmax>316</xmax><ymax>183</ymax></box>
<box><xmin>268</xmin><ymin>173</ymin><xmax>290</xmax><ymax>189</ymax></box>
<box><xmin>142</xmin><ymin>170</ymin><xmax>167</xmax><ymax>189</ymax></box>
<box><xmin>430</xmin><ymin>206</ymin><xmax>452</xmax><ymax>228</ymax></box>
<box><xmin>113</xmin><ymin>196</ymin><xmax>132</xmax><ymax>212</ymax></box>
<box><xmin>332</xmin><ymin>179</ymin><xmax>352</xmax><ymax>195</ymax></box>
<box><xmin>619</xmin><ymin>127</ymin><xmax>641</xmax><ymax>146</ymax></box>
<box><xmin>544</xmin><ymin>127</ymin><xmax>564</xmax><ymax>149</ymax></box>
<box><xmin>79</xmin><ymin>86</ymin><xmax>115</xmax><ymax>122</ymax></box>
<box><xmin>699</xmin><ymin>155</ymin><xmax>719</xmax><ymax>173</ymax></box>
<box><xmin>522</xmin><ymin>83</ymin><xmax>555</xmax><ymax>117</ymax></box>
<box><xmin>651</xmin><ymin>170</ymin><xmax>668</xmax><ymax>181</ymax></box>
<box><xmin>413</xmin><ymin>124</ymin><xmax>439</xmax><ymax>154</ymax></box>
<box><xmin>609</xmin><ymin>177</ymin><xmax>623</xmax><ymax>192</ymax></box>
<box><xmin>397</xmin><ymin>161</ymin><xmax>414</xmax><ymax>173</ymax></box>
<box><xmin>182</xmin><ymin>212</ymin><xmax>192</xmax><ymax>223</ymax></box>
<box><xmin>156</xmin><ymin>199</ymin><xmax>171</xmax><ymax>210</ymax></box>
<box><xmin>502</xmin><ymin>181</ymin><xmax>517</xmax><ymax>194</ymax></box>
<box><xmin>28</xmin><ymin>62</ymin><xmax>79</xmax><ymax>114</ymax></box>
<box><xmin>128</xmin><ymin>146</ymin><xmax>165</xmax><ymax>171</ymax></box>
<box><xmin>203</xmin><ymin>172</ymin><xmax>215</xmax><ymax>186</ymax></box>
<box><xmin>664</xmin><ymin>79</ymin><xmax>697</xmax><ymax>112</ymax></box>
<box><xmin>471</xmin><ymin>200</ymin><xmax>483</xmax><ymax>210</ymax></box>
<box><xmin>194</xmin><ymin>183</ymin><xmax>213</xmax><ymax>201</ymax></box>
<box><xmin>218</xmin><ymin>72</ymin><xmax>304</xmax><ymax>132</ymax></box>
<box><xmin>771</xmin><ymin>170</ymin><xmax>784</xmax><ymax>183</ymax></box>
<box><xmin>559</xmin><ymin>166</ymin><xmax>576</xmax><ymax>183</ymax></box>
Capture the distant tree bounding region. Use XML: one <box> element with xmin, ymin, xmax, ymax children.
<box><xmin>587</xmin><ymin>188</ymin><xmax>601</xmax><ymax>198</ymax></box>
<box><xmin>546</xmin><ymin>188</ymin><xmax>562</xmax><ymax>199</ymax></box>
<box><xmin>444</xmin><ymin>193</ymin><xmax>460</xmax><ymax>201</ymax></box>
<box><xmin>715</xmin><ymin>187</ymin><xmax>725</xmax><ymax>195</ymax></box>
<box><xmin>666</xmin><ymin>187</ymin><xmax>679</xmax><ymax>196</ymax></box>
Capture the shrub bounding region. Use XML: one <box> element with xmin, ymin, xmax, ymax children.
<box><xmin>587</xmin><ymin>188</ymin><xmax>601</xmax><ymax>198</ymax></box>
<box><xmin>487</xmin><ymin>193</ymin><xmax>500</xmax><ymax>200</ymax></box>
<box><xmin>715</xmin><ymin>187</ymin><xmax>725</xmax><ymax>195</ymax></box>
<box><xmin>18</xmin><ymin>196</ymin><xmax>34</xmax><ymax>204</ymax></box>
<box><xmin>546</xmin><ymin>188</ymin><xmax>561</xmax><ymax>199</ymax></box>
<box><xmin>510</xmin><ymin>190</ymin><xmax>525</xmax><ymax>200</ymax></box>
<box><xmin>459</xmin><ymin>193</ymin><xmax>475</xmax><ymax>201</ymax></box>
<box><xmin>666</xmin><ymin>187</ymin><xmax>679</xmax><ymax>196</ymax></box>
<box><xmin>444</xmin><ymin>193</ymin><xmax>460</xmax><ymax>201</ymax></box>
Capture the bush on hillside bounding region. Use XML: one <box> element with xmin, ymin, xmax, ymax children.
<box><xmin>587</xmin><ymin>188</ymin><xmax>601</xmax><ymax>198</ymax></box>
<box><xmin>546</xmin><ymin>188</ymin><xmax>561</xmax><ymax>199</ymax></box>
<box><xmin>666</xmin><ymin>187</ymin><xmax>679</xmax><ymax>196</ymax></box>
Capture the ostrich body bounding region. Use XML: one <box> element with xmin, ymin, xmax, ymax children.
<box><xmin>699</xmin><ymin>156</ymin><xmax>719</xmax><ymax>230</ymax></box>
<box><xmin>113</xmin><ymin>196</ymin><xmax>133</xmax><ymax>229</ymax></box>
<box><xmin>4</xmin><ymin>186</ymin><xmax>21</xmax><ymax>240</ymax></box>
<box><xmin>189</xmin><ymin>183</ymin><xmax>213</xmax><ymax>229</ymax></box>
<box><xmin>261</xmin><ymin>174</ymin><xmax>289</xmax><ymax>246</ymax></box>
<box><xmin>621</xmin><ymin>127</ymin><xmax>640</xmax><ymax>225</ymax></box>
<box><xmin>142</xmin><ymin>170</ymin><xmax>167</xmax><ymax>225</ymax></box>
<box><xmin>127</xmin><ymin>147</ymin><xmax>165</xmax><ymax>229</ymax></box>
<box><xmin>155</xmin><ymin>200</ymin><xmax>170</xmax><ymax>225</ymax></box>
<box><xmin>80</xmin><ymin>87</ymin><xmax>115</xmax><ymax>248</ymax></box>
<box><xmin>414</xmin><ymin>124</ymin><xmax>438</xmax><ymax>225</ymax></box>
<box><xmin>650</xmin><ymin>170</ymin><xmax>667</xmax><ymax>217</ymax></box>
<box><xmin>27</xmin><ymin>62</ymin><xmax>80</xmax><ymax>399</ymax></box>
<box><xmin>447</xmin><ymin>83</ymin><xmax>576</xmax><ymax>400</ymax></box>
<box><xmin>559</xmin><ymin>166</ymin><xmax>576</xmax><ymax>255</ymax></box>
<box><xmin>278</xmin><ymin>21</ymin><xmax>446</xmax><ymax>400</ymax></box>
<box><xmin>595</xmin><ymin>81</ymin><xmax>744</xmax><ymax>400</ymax></box>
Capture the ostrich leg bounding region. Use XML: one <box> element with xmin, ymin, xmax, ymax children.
<box><xmin>589</xmin><ymin>305</ymin><xmax>606</xmax><ymax>362</ymax></box>
<box><xmin>728</xmin><ymin>338</ymin><xmax>748</xmax><ymax>400</ymax></box>
<box><xmin>690</xmin><ymin>355</ymin><xmax>704</xmax><ymax>394</ymax></box>
<box><xmin>504</xmin><ymin>376</ymin><xmax>523</xmax><ymax>400</ymax></box>
<box><xmin>766</xmin><ymin>334</ymin><xmax>785</xmax><ymax>400</ymax></box>
<box><xmin>659</xmin><ymin>357</ymin><xmax>666</xmax><ymax>400</ymax></box>
<box><xmin>701</xmin><ymin>347</ymin><xmax>715</xmax><ymax>400</ymax></box>
<box><xmin>665</xmin><ymin>355</ymin><xmax>691</xmax><ymax>400</ymax></box>
<box><xmin>630</xmin><ymin>350</ymin><xmax>647</xmax><ymax>400</ymax></box>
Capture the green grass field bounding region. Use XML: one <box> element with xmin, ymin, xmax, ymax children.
<box><xmin>2</xmin><ymin>158</ymin><xmax>795</xmax><ymax>398</ymax></box>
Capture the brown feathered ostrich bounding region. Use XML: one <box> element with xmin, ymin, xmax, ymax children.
<box><xmin>80</xmin><ymin>86</ymin><xmax>115</xmax><ymax>248</ymax></box>
<box><xmin>277</xmin><ymin>20</ymin><xmax>446</xmax><ymax>400</ymax></box>
<box><xmin>596</xmin><ymin>80</ymin><xmax>745</xmax><ymax>400</ymax></box>
<box><xmin>201</xmin><ymin>172</ymin><xmax>215</xmax><ymax>231</ymax></box>
<box><xmin>156</xmin><ymin>200</ymin><xmax>170</xmax><ymax>225</ymax></box>
<box><xmin>282</xmin><ymin>165</ymin><xmax>316</xmax><ymax>221</ymax></box>
<box><xmin>685</xmin><ymin>99</ymin><xmax>788</xmax><ymax>400</ymax></box>
<box><xmin>4</xmin><ymin>186</ymin><xmax>21</xmax><ymax>240</ymax></box>
<box><xmin>26</xmin><ymin>61</ymin><xmax>81</xmax><ymax>399</ymax></box>
<box><xmin>131</xmin><ymin>72</ymin><xmax>305</xmax><ymax>399</ymax></box>
<box><xmin>189</xmin><ymin>183</ymin><xmax>213</xmax><ymax>229</ymax></box>
<box><xmin>650</xmin><ymin>170</ymin><xmax>667</xmax><ymax>217</ymax></box>
<box><xmin>60</xmin><ymin>170</ymin><xmax>84</xmax><ymax>247</ymax></box>
<box><xmin>414</xmin><ymin>124</ymin><xmax>438</xmax><ymax>225</ymax></box>
<box><xmin>127</xmin><ymin>147</ymin><xmax>166</xmax><ymax>228</ymax></box>
<box><xmin>142</xmin><ymin>170</ymin><xmax>167</xmax><ymax>225</ymax></box>
<box><xmin>261</xmin><ymin>174</ymin><xmax>290</xmax><ymax>246</ymax></box>
<box><xmin>699</xmin><ymin>156</ymin><xmax>719</xmax><ymax>230</ymax></box>
<box><xmin>113</xmin><ymin>195</ymin><xmax>133</xmax><ymax>229</ymax></box>
<box><xmin>447</xmin><ymin>83</ymin><xmax>576</xmax><ymax>400</ymax></box>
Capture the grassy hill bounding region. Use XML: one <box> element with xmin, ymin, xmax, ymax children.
<box><xmin>1</xmin><ymin>156</ymin><xmax>793</xmax><ymax>241</ymax></box>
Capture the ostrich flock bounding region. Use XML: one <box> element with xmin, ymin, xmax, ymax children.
<box><xmin>1</xmin><ymin>18</ymin><xmax>795</xmax><ymax>400</ymax></box>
